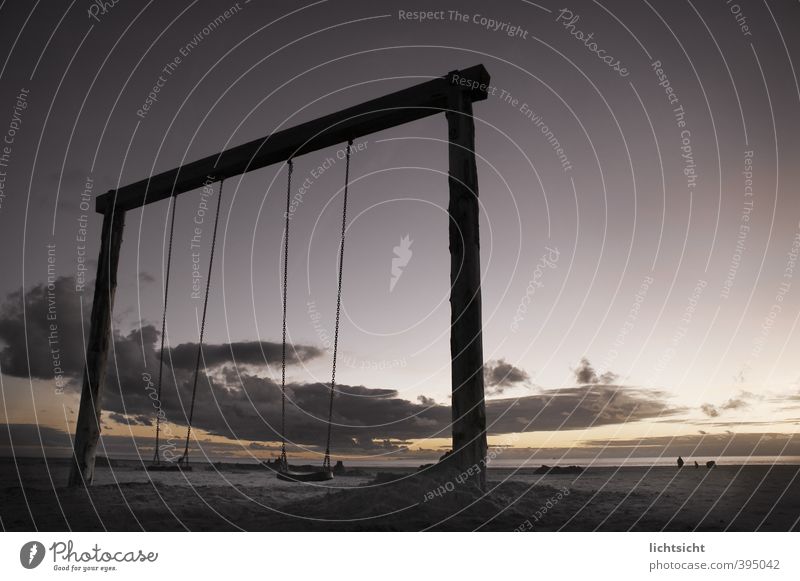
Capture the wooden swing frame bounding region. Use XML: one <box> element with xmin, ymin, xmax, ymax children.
<box><xmin>68</xmin><ymin>64</ymin><xmax>491</xmax><ymax>489</ymax></box>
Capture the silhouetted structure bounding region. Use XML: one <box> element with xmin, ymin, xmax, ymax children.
<box><xmin>68</xmin><ymin>65</ymin><xmax>493</xmax><ymax>490</ymax></box>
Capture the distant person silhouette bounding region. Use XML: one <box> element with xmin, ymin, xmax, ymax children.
<box><xmin>677</xmin><ymin>456</ymin><xmax>685</xmax><ymax>468</ymax></box>
<box><xmin>694</xmin><ymin>461</ymin><xmax>699</xmax><ymax>468</ymax></box>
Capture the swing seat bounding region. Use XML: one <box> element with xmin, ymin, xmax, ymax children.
<box><xmin>146</xmin><ymin>463</ymin><xmax>192</xmax><ymax>472</ymax></box>
<box><xmin>274</xmin><ymin>147</ymin><xmax>353</xmax><ymax>483</ymax></box>
<box><xmin>147</xmin><ymin>455</ymin><xmax>193</xmax><ymax>472</ymax></box>
<box><xmin>276</xmin><ymin>468</ymin><xmax>334</xmax><ymax>482</ymax></box>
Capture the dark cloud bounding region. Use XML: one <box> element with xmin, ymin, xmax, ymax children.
<box><xmin>107</xmin><ymin>412</ymin><xmax>152</xmax><ymax>427</ymax></box>
<box><xmin>572</xmin><ymin>357</ymin><xmax>617</xmax><ymax>385</ymax></box>
<box><xmin>768</xmin><ymin>391</ymin><xmax>800</xmax><ymax>410</ymax></box>
<box><xmin>248</xmin><ymin>441</ymin><xmax>280</xmax><ymax>451</ymax></box>
<box><xmin>0</xmin><ymin>274</ymin><xmax>322</xmax><ymax>381</ymax></box>
<box><xmin>0</xmin><ymin>278</ymin><xmax>685</xmax><ymax>454</ymax></box>
<box><xmin>7</xmin><ymin>379</ymin><xmax>683</xmax><ymax>456</ymax></box>
<box><xmin>722</xmin><ymin>398</ymin><xmax>748</xmax><ymax>411</ymax></box>
<box><xmin>0</xmin><ymin>423</ymin><xmax>74</xmax><ymax>455</ymax></box>
<box><xmin>483</xmin><ymin>358</ymin><xmax>531</xmax><ymax>395</ymax></box>
<box><xmin>98</xmin><ymin>371</ymin><xmax>683</xmax><ymax>453</ymax></box>
<box><xmin>0</xmin><ymin>276</ymin><xmax>89</xmax><ymax>381</ymax></box>
<box><xmin>700</xmin><ymin>392</ymin><xmax>753</xmax><ymax>417</ymax></box>
<box><xmin>168</xmin><ymin>340</ymin><xmax>321</xmax><ymax>370</ymax></box>
<box><xmin>349</xmin><ymin>437</ymin><xmax>410</xmax><ymax>451</ymax></box>
<box><xmin>486</xmin><ymin>385</ymin><xmax>685</xmax><ymax>434</ymax></box>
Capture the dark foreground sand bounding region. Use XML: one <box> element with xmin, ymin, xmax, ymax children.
<box><xmin>2</xmin><ymin>458</ymin><xmax>798</xmax><ymax>531</ymax></box>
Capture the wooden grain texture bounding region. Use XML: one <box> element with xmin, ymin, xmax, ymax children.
<box><xmin>67</xmin><ymin>208</ymin><xmax>125</xmax><ymax>486</ymax></box>
<box><xmin>447</xmin><ymin>85</ymin><xmax>488</xmax><ymax>491</ymax></box>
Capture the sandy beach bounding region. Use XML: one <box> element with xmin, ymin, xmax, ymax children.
<box><xmin>2</xmin><ymin>458</ymin><xmax>797</xmax><ymax>531</ymax></box>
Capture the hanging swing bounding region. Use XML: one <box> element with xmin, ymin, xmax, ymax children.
<box><xmin>147</xmin><ymin>192</ymin><xmax>182</xmax><ymax>472</ymax></box>
<box><xmin>275</xmin><ymin>140</ymin><xmax>353</xmax><ymax>483</ymax></box>
<box><xmin>143</xmin><ymin>142</ymin><xmax>349</xmax><ymax>480</ymax></box>
<box><xmin>146</xmin><ymin>178</ymin><xmax>225</xmax><ymax>472</ymax></box>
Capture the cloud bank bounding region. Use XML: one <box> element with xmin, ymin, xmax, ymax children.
<box><xmin>0</xmin><ymin>278</ymin><xmax>685</xmax><ymax>453</ymax></box>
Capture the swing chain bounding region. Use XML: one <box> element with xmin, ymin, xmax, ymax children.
<box><xmin>323</xmin><ymin>139</ymin><xmax>352</xmax><ymax>471</ymax></box>
<box><xmin>153</xmin><ymin>194</ymin><xmax>178</xmax><ymax>464</ymax></box>
<box><xmin>280</xmin><ymin>159</ymin><xmax>293</xmax><ymax>471</ymax></box>
<box><xmin>181</xmin><ymin>178</ymin><xmax>225</xmax><ymax>465</ymax></box>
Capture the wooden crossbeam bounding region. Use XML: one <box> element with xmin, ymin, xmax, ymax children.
<box><xmin>96</xmin><ymin>64</ymin><xmax>490</xmax><ymax>213</ymax></box>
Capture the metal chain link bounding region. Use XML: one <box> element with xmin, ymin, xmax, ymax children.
<box><xmin>280</xmin><ymin>160</ymin><xmax>293</xmax><ymax>469</ymax></box>
<box><xmin>182</xmin><ymin>178</ymin><xmax>224</xmax><ymax>465</ymax></box>
<box><xmin>323</xmin><ymin>140</ymin><xmax>352</xmax><ymax>471</ymax></box>
<box><xmin>153</xmin><ymin>194</ymin><xmax>178</xmax><ymax>464</ymax></box>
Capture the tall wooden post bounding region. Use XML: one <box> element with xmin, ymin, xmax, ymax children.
<box><xmin>68</xmin><ymin>204</ymin><xmax>125</xmax><ymax>486</ymax></box>
<box><xmin>446</xmin><ymin>80</ymin><xmax>488</xmax><ymax>490</ymax></box>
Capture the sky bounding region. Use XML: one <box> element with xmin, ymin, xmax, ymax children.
<box><xmin>1</xmin><ymin>0</ymin><xmax>799</xmax><ymax>465</ymax></box>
